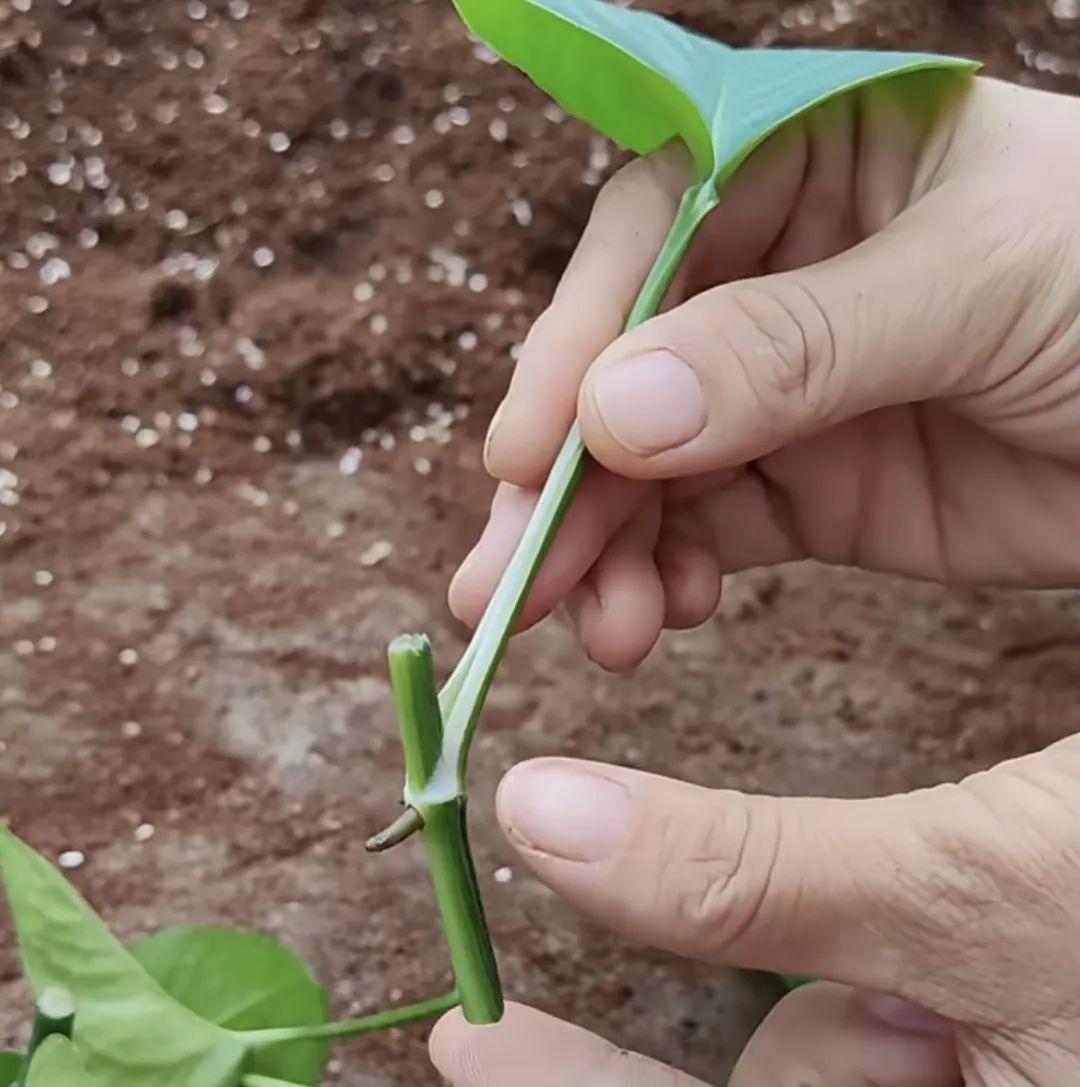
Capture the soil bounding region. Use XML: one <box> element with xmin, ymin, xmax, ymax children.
<box><xmin>1</xmin><ymin>0</ymin><xmax>1079</xmax><ymax>1083</ymax></box>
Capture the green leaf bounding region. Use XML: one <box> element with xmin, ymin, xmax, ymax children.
<box><xmin>25</xmin><ymin>1037</ymin><xmax>88</xmax><ymax>1087</ymax></box>
<box><xmin>131</xmin><ymin>928</ymin><xmax>331</xmax><ymax>1086</ymax></box>
<box><xmin>451</xmin><ymin>0</ymin><xmax>977</xmax><ymax>182</ymax></box>
<box><xmin>0</xmin><ymin>828</ymin><xmax>246</xmax><ymax>1087</ymax></box>
<box><xmin>0</xmin><ymin>1054</ymin><xmax>23</xmax><ymax>1087</ymax></box>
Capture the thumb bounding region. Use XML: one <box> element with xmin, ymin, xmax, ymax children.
<box><xmin>495</xmin><ymin>757</ymin><xmax>995</xmax><ymax>999</ymax></box>
<box><xmin>430</xmin><ymin>1002</ymin><xmax>710</xmax><ymax>1087</ymax></box>
<box><xmin>731</xmin><ymin>982</ymin><xmax>956</xmax><ymax>1086</ymax></box>
<box><xmin>577</xmin><ymin>181</ymin><xmax>1043</xmax><ymax>478</ymax></box>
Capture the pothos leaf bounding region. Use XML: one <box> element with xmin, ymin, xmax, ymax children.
<box><xmin>0</xmin><ymin>829</ymin><xmax>246</xmax><ymax>1087</ymax></box>
<box><xmin>0</xmin><ymin>1054</ymin><xmax>22</xmax><ymax>1087</ymax></box>
<box><xmin>25</xmin><ymin>1037</ymin><xmax>89</xmax><ymax>1087</ymax></box>
<box><xmin>131</xmin><ymin>927</ymin><xmax>331</xmax><ymax>1086</ymax></box>
<box><xmin>450</xmin><ymin>0</ymin><xmax>978</xmax><ymax>184</ymax></box>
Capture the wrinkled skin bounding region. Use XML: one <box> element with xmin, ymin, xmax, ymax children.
<box><xmin>432</xmin><ymin>77</ymin><xmax>1080</xmax><ymax>1085</ymax></box>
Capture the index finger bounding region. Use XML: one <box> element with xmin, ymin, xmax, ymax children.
<box><xmin>485</xmin><ymin>122</ymin><xmax>808</xmax><ymax>488</ymax></box>
<box><xmin>485</xmin><ymin>143</ymin><xmax>693</xmax><ymax>487</ymax></box>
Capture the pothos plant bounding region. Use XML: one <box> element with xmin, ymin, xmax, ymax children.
<box><xmin>2</xmin><ymin>2</ymin><xmax>976</xmax><ymax>1083</ymax></box>
<box><xmin>0</xmin><ymin>828</ymin><xmax>457</xmax><ymax>1086</ymax></box>
<box><xmin>366</xmin><ymin>0</ymin><xmax>977</xmax><ymax>1027</ymax></box>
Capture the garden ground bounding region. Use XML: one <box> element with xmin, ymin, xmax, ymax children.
<box><xmin>2</xmin><ymin>0</ymin><xmax>1079</xmax><ymax>1082</ymax></box>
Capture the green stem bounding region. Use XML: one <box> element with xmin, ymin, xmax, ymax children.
<box><xmin>370</xmin><ymin>178</ymin><xmax>719</xmax><ymax>1034</ymax></box>
<box><xmin>16</xmin><ymin>989</ymin><xmax>75</xmax><ymax>1087</ymax></box>
<box><xmin>388</xmin><ymin>634</ymin><xmax>444</xmax><ymax>793</ymax></box>
<box><xmin>421</xmin><ymin>800</ymin><xmax>502</xmax><ymax>1024</ymax></box>
<box><xmin>241</xmin><ymin>1078</ymin><xmax>305</xmax><ymax>1087</ymax></box>
<box><xmin>241</xmin><ymin>990</ymin><xmax>459</xmax><ymax>1049</ymax></box>
<box><xmin>384</xmin><ymin>642</ymin><xmax>503</xmax><ymax>1023</ymax></box>
<box><xmin>438</xmin><ymin>181</ymin><xmax>719</xmax><ymax>776</ymax></box>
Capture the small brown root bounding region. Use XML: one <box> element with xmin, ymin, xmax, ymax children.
<box><xmin>365</xmin><ymin>806</ymin><xmax>424</xmax><ymax>852</ymax></box>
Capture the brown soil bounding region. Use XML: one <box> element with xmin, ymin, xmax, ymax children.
<box><xmin>1</xmin><ymin>0</ymin><xmax>1079</xmax><ymax>1083</ymax></box>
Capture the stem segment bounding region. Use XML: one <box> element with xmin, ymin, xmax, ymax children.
<box><xmin>241</xmin><ymin>990</ymin><xmax>459</xmax><ymax>1049</ymax></box>
<box><xmin>386</xmin><ymin>638</ymin><xmax>503</xmax><ymax>1024</ymax></box>
<box><xmin>421</xmin><ymin>801</ymin><xmax>502</xmax><ymax>1023</ymax></box>
<box><xmin>370</xmin><ymin>178</ymin><xmax>719</xmax><ymax>1030</ymax></box>
<box><xmin>388</xmin><ymin>634</ymin><xmax>444</xmax><ymax>793</ymax></box>
<box><xmin>16</xmin><ymin>989</ymin><xmax>75</xmax><ymax>1087</ymax></box>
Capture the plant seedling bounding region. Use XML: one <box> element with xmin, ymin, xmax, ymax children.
<box><xmin>369</xmin><ymin>0</ymin><xmax>978</xmax><ymax>1027</ymax></box>
<box><xmin>0</xmin><ymin>827</ymin><xmax>457</xmax><ymax>1086</ymax></box>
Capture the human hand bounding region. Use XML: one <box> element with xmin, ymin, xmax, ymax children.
<box><xmin>450</xmin><ymin>77</ymin><xmax>1080</xmax><ymax>671</ymax></box>
<box><xmin>430</xmin><ymin>741</ymin><xmax>1080</xmax><ymax>1085</ymax></box>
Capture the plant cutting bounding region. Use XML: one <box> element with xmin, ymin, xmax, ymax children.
<box><xmin>0</xmin><ymin>3</ymin><xmax>978</xmax><ymax>1082</ymax></box>
<box><xmin>369</xmin><ymin>0</ymin><xmax>978</xmax><ymax>1027</ymax></box>
<box><xmin>0</xmin><ymin>828</ymin><xmax>456</xmax><ymax>1086</ymax></box>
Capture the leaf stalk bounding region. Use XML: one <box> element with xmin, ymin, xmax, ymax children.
<box><xmin>240</xmin><ymin>990</ymin><xmax>459</xmax><ymax>1049</ymax></box>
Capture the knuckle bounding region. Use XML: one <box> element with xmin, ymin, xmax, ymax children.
<box><xmin>653</xmin><ymin>793</ymin><xmax>784</xmax><ymax>956</ymax></box>
<box><xmin>876</xmin><ymin>788</ymin><xmax>994</xmax><ymax>939</ymax></box>
<box><xmin>715</xmin><ymin>282</ymin><xmax>839</xmax><ymax>431</ymax></box>
<box><xmin>946</xmin><ymin>770</ymin><xmax>1080</xmax><ymax>915</ymax></box>
<box><xmin>916</xmin><ymin>787</ymin><xmax>1017</xmax><ymax>914</ymax></box>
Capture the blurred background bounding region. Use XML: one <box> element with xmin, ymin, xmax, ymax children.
<box><xmin>1</xmin><ymin>1</ymin><xmax>1079</xmax><ymax>1083</ymax></box>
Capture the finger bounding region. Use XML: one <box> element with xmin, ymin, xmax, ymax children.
<box><xmin>448</xmin><ymin>471</ymin><xmax>648</xmax><ymax>631</ymax></box>
<box><xmin>731</xmin><ymin>983</ymin><xmax>958</xmax><ymax>1087</ymax></box>
<box><xmin>765</xmin><ymin>93</ymin><xmax>859</xmax><ymax>271</ymax></box>
<box><xmin>485</xmin><ymin>144</ymin><xmax>693</xmax><ymax>487</ymax></box>
<box><xmin>564</xmin><ymin>492</ymin><xmax>665</xmax><ymax>672</ymax></box>
<box><xmin>487</xmin><ymin>123</ymin><xmax>812</xmax><ymax>489</ymax></box>
<box><xmin>430</xmin><ymin>1002</ymin><xmax>710</xmax><ymax>1087</ymax></box>
<box><xmin>494</xmin><ymin>757</ymin><xmax>987</xmax><ymax>997</ymax></box>
<box><xmin>654</xmin><ymin>519</ymin><xmax>723</xmax><ymax>630</ymax></box>
<box><xmin>576</xmin><ymin>180</ymin><xmax>1049</xmax><ymax>480</ymax></box>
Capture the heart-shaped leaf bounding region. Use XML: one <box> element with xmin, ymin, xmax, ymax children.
<box><xmin>0</xmin><ymin>1053</ymin><xmax>22</xmax><ymax>1087</ymax></box>
<box><xmin>0</xmin><ymin>829</ymin><xmax>247</xmax><ymax>1087</ymax></box>
<box><xmin>25</xmin><ymin>1037</ymin><xmax>89</xmax><ymax>1087</ymax></box>
<box><xmin>132</xmin><ymin>928</ymin><xmax>330</xmax><ymax>1085</ymax></box>
<box><xmin>451</xmin><ymin>0</ymin><xmax>977</xmax><ymax>183</ymax></box>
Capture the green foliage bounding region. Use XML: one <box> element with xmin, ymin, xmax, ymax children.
<box><xmin>0</xmin><ymin>1054</ymin><xmax>23</xmax><ymax>1087</ymax></box>
<box><xmin>0</xmin><ymin>828</ymin><xmax>246</xmax><ymax>1087</ymax></box>
<box><xmin>450</xmin><ymin>0</ymin><xmax>977</xmax><ymax>184</ymax></box>
<box><xmin>131</xmin><ymin>928</ymin><xmax>330</xmax><ymax>1086</ymax></box>
<box><xmin>0</xmin><ymin>829</ymin><xmax>447</xmax><ymax>1085</ymax></box>
<box><xmin>25</xmin><ymin>1038</ymin><xmax>89</xmax><ymax>1087</ymax></box>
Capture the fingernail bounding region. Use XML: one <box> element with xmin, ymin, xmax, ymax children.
<box><xmin>483</xmin><ymin>402</ymin><xmax>506</xmax><ymax>468</ymax></box>
<box><xmin>498</xmin><ymin>761</ymin><xmax>631</xmax><ymax>862</ymax></box>
<box><xmin>589</xmin><ymin>351</ymin><xmax>707</xmax><ymax>455</ymax></box>
<box><xmin>862</xmin><ymin>993</ymin><xmax>951</xmax><ymax>1036</ymax></box>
